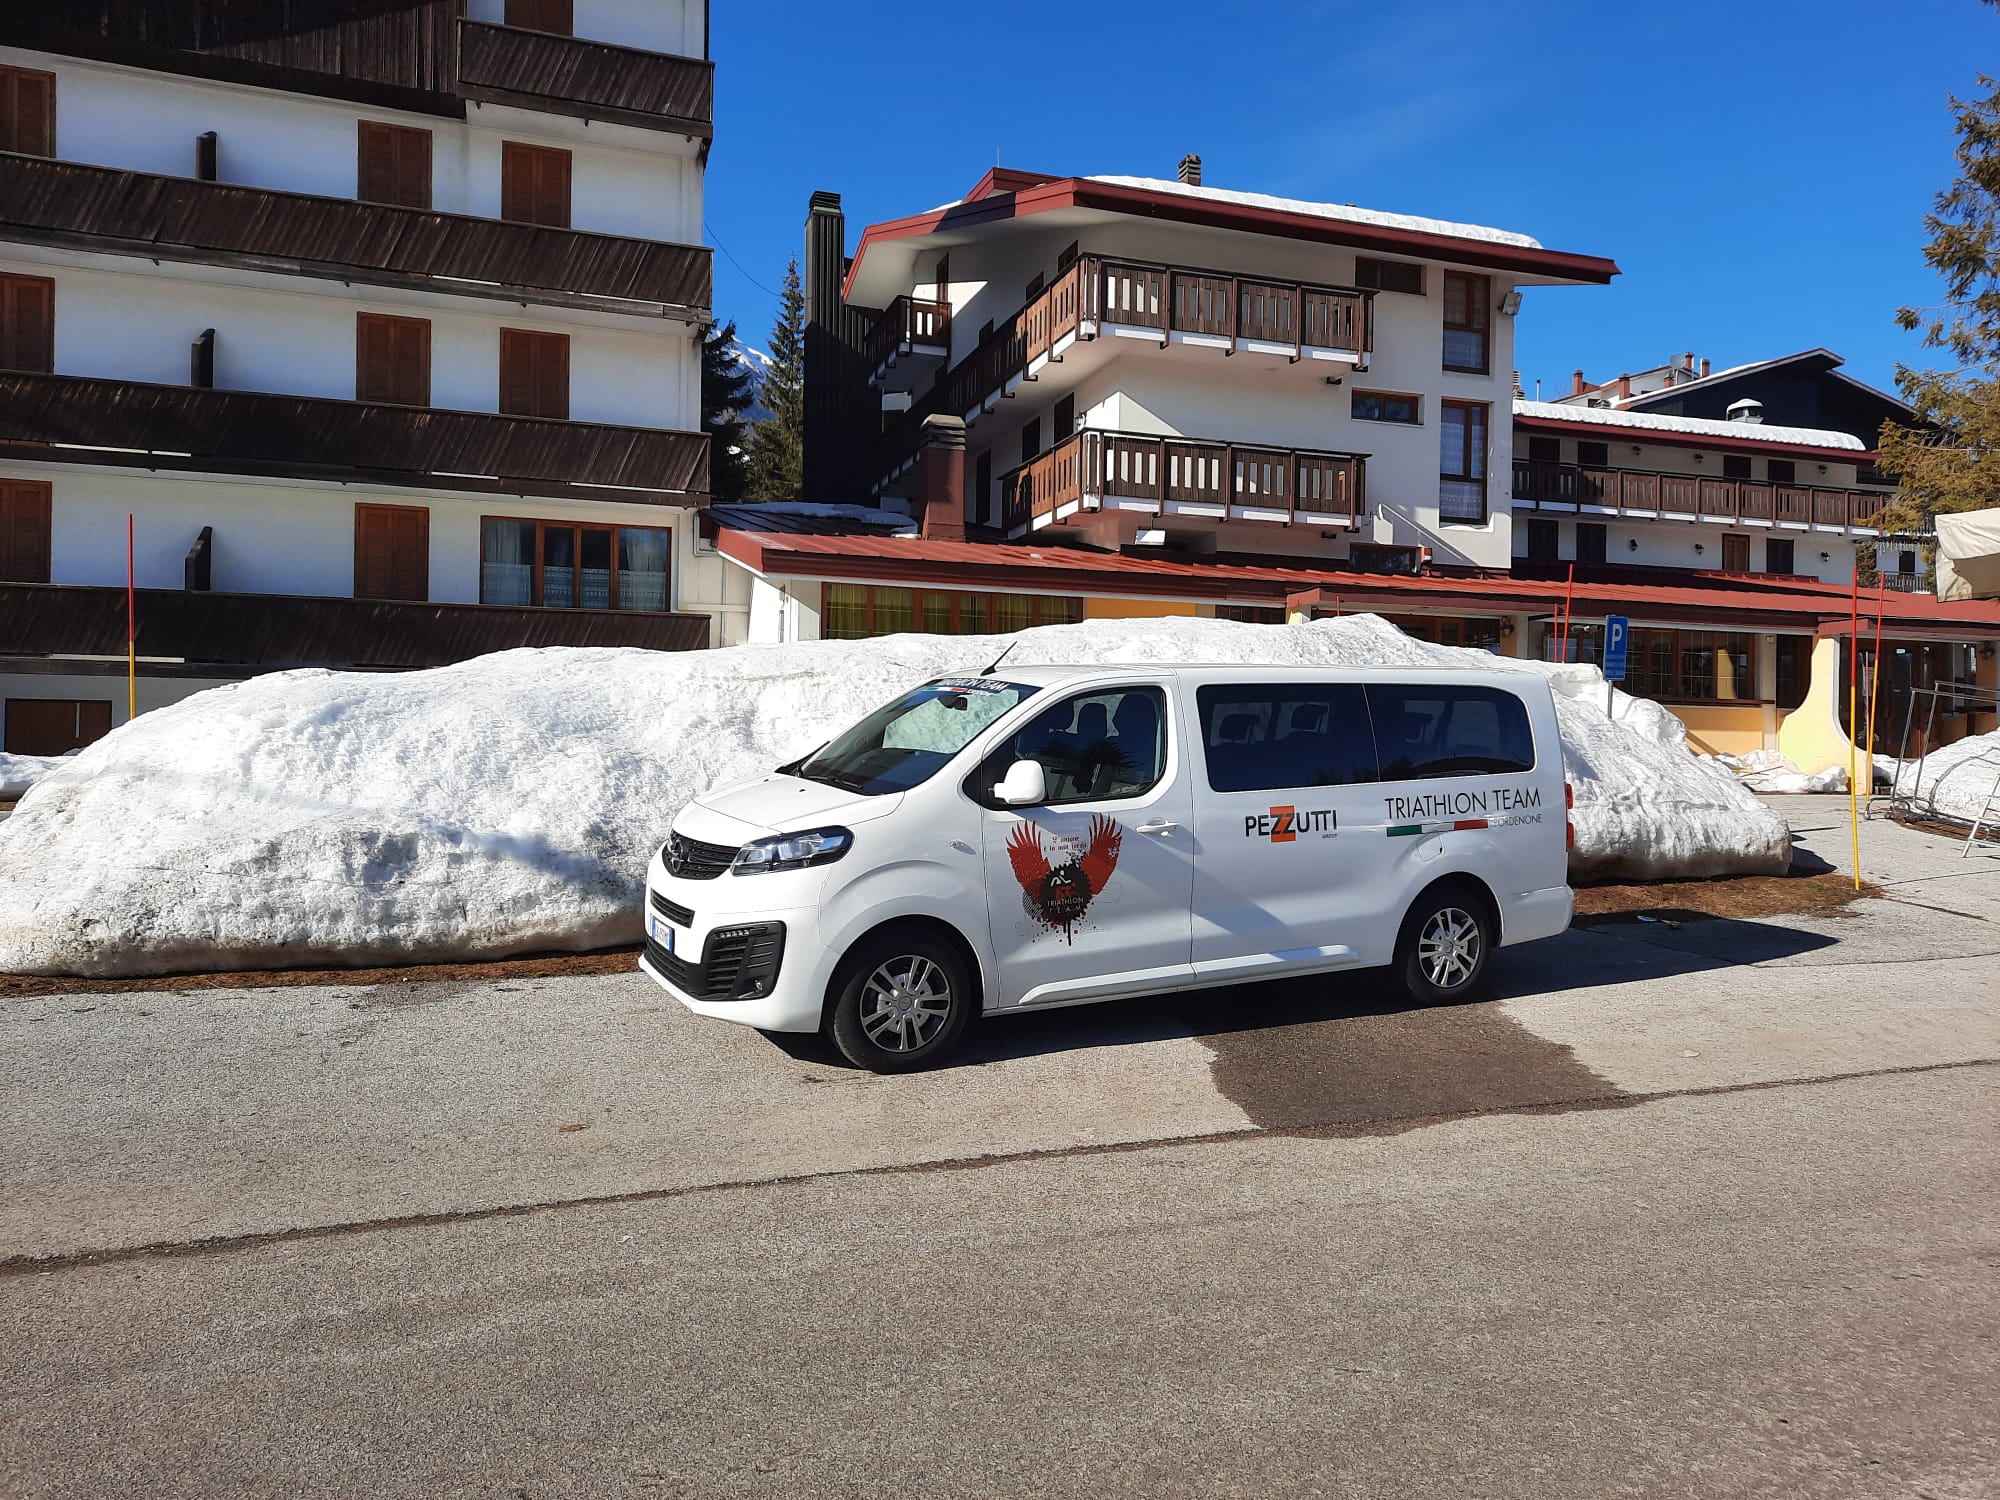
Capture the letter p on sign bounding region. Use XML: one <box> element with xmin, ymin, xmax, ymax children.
<box><xmin>1603</xmin><ymin>615</ymin><xmax>1629</xmax><ymax>683</ymax></box>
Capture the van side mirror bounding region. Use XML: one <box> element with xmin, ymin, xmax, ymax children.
<box><xmin>993</xmin><ymin>759</ymin><xmax>1047</xmax><ymax>806</ymax></box>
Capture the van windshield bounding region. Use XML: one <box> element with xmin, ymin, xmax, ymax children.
<box><xmin>786</xmin><ymin>678</ymin><xmax>1040</xmax><ymax>796</ymax></box>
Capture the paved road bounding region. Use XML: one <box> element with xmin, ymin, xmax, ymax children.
<box><xmin>4</xmin><ymin>798</ymin><xmax>1997</xmax><ymax>1497</ymax></box>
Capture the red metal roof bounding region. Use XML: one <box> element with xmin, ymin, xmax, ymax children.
<box><xmin>717</xmin><ymin>528</ymin><xmax>2000</xmax><ymax>639</ymax></box>
<box><xmin>844</xmin><ymin>176</ymin><xmax>1620</xmax><ymax>304</ymax></box>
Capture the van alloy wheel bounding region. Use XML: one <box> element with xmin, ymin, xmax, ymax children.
<box><xmin>1416</xmin><ymin>906</ymin><xmax>1483</xmax><ymax>989</ymax></box>
<box><xmin>858</xmin><ymin>955</ymin><xmax>953</xmax><ymax>1052</ymax></box>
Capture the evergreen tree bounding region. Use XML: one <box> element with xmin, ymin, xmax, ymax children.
<box><xmin>1879</xmin><ymin>42</ymin><xmax>2000</xmax><ymax>534</ymax></box>
<box><xmin>700</xmin><ymin>320</ymin><xmax>753</xmax><ymax>503</ymax></box>
<box><xmin>744</xmin><ymin>256</ymin><xmax>806</xmax><ymax>505</ymax></box>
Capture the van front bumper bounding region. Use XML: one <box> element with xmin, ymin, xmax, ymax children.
<box><xmin>638</xmin><ymin>871</ymin><xmax>835</xmax><ymax>1032</ymax></box>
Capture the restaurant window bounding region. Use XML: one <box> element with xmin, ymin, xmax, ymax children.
<box><xmin>355</xmin><ymin>313</ymin><xmax>430</xmax><ymax>405</ymax></box>
<box><xmin>821</xmin><ymin>584</ymin><xmax>1083</xmax><ymax>640</ymax></box>
<box><xmin>0</xmin><ymin>478</ymin><xmax>52</xmax><ymax>582</ymax></box>
<box><xmin>1539</xmin><ymin>624</ymin><xmax>1756</xmax><ymax>704</ymax></box>
<box><xmin>480</xmin><ymin>518</ymin><xmax>671</xmax><ymax>611</ymax></box>
<box><xmin>1577</xmin><ymin>521</ymin><xmax>1607</xmax><ymax>564</ymax></box>
<box><xmin>1214</xmin><ymin>604</ymin><xmax>1285</xmax><ymax>624</ymax></box>
<box><xmin>1438</xmin><ymin>399</ymin><xmax>1488</xmax><ymax>523</ymax></box>
<box><xmin>354</xmin><ymin>502</ymin><xmax>430</xmax><ymax>601</ymax></box>
<box><xmin>1355</xmin><ymin>258</ymin><xmax>1423</xmax><ymax>295</ymax></box>
<box><xmin>1351</xmin><ymin>390</ymin><xmax>1421</xmax><ymax>424</ymax></box>
<box><xmin>1775</xmin><ymin>636</ymin><xmax>1810</xmax><ymax>711</ymax></box>
<box><xmin>505</xmin><ymin>0</ymin><xmax>574</xmax><ymax>33</ymax></box>
<box><xmin>500</xmin><ymin>328</ymin><xmax>570</xmax><ymax>419</ymax></box>
<box><xmin>1441</xmin><ymin>271</ymin><xmax>1490</xmax><ymax>373</ymax></box>
<box><xmin>356</xmin><ymin>121</ymin><xmax>432</xmax><ymax>210</ymax></box>
<box><xmin>0</xmin><ymin>64</ymin><xmax>55</xmax><ymax>158</ymax></box>
<box><xmin>501</xmin><ymin>141</ymin><xmax>572</xmax><ymax>228</ymax></box>
<box><xmin>0</xmin><ymin>272</ymin><xmax>55</xmax><ymax>373</ymax></box>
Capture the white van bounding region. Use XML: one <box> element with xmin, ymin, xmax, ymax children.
<box><xmin>639</xmin><ymin>664</ymin><xmax>1572</xmax><ymax>1072</ymax></box>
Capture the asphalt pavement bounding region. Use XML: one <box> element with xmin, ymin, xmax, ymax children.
<box><xmin>3</xmin><ymin>796</ymin><xmax>1996</xmax><ymax>1497</ymax></box>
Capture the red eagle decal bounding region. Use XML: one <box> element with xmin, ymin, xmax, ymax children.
<box><xmin>1006</xmin><ymin>816</ymin><xmax>1123</xmax><ymax>943</ymax></box>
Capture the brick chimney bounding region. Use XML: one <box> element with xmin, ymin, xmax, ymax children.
<box><xmin>916</xmin><ymin>414</ymin><xmax>966</xmax><ymax>542</ymax></box>
<box><xmin>1177</xmin><ymin>153</ymin><xmax>1202</xmax><ymax>186</ymax></box>
<box><xmin>1571</xmin><ymin>369</ymin><xmax>1587</xmax><ymax>397</ymax></box>
<box><xmin>1617</xmin><ymin>374</ymin><xmax>1632</xmax><ymax>400</ymax></box>
<box><xmin>1700</xmin><ymin>357</ymin><xmax>1711</xmax><ymax>378</ymax></box>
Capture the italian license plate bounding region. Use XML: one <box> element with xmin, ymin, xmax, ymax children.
<box><xmin>649</xmin><ymin>915</ymin><xmax>677</xmax><ymax>953</ymax></box>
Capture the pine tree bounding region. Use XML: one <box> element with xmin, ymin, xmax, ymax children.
<box><xmin>744</xmin><ymin>256</ymin><xmax>806</xmax><ymax>505</ymax></box>
<box><xmin>700</xmin><ymin>320</ymin><xmax>753</xmax><ymax>503</ymax></box>
<box><xmin>1878</xmin><ymin>47</ymin><xmax>2000</xmax><ymax>534</ymax></box>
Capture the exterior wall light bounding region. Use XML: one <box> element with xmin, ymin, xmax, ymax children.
<box><xmin>1694</xmin><ymin>542</ymin><xmax>1705</xmax><ymax>555</ymax></box>
<box><xmin>1628</xmin><ymin>538</ymin><xmax>1639</xmax><ymax>551</ymax></box>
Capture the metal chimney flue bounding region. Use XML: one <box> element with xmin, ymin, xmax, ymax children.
<box><xmin>1177</xmin><ymin>153</ymin><xmax>1202</xmax><ymax>186</ymax></box>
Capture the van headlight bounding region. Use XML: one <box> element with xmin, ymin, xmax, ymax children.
<box><xmin>731</xmin><ymin>826</ymin><xmax>853</xmax><ymax>875</ymax></box>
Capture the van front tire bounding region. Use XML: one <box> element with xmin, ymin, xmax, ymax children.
<box><xmin>827</xmin><ymin>929</ymin><xmax>975</xmax><ymax>1073</ymax></box>
<box><xmin>1396</xmin><ymin>884</ymin><xmax>1493</xmax><ymax>1006</ymax></box>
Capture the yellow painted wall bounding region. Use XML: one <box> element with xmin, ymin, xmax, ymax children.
<box><xmin>1085</xmin><ymin>597</ymin><xmax>1200</xmax><ymax>620</ymax></box>
<box><xmin>1675</xmin><ymin>704</ymin><xmax>1767</xmax><ymax>757</ymax></box>
<box><xmin>1777</xmin><ymin>635</ymin><xmax>1866</xmax><ymax>778</ymax></box>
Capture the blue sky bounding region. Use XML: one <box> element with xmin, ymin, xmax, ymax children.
<box><xmin>706</xmin><ymin>0</ymin><xmax>1990</xmax><ymax>398</ymax></box>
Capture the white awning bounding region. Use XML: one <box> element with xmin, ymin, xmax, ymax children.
<box><xmin>1935</xmin><ymin>505</ymin><xmax>2000</xmax><ymax>600</ymax></box>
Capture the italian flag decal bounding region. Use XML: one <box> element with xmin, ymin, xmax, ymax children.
<box><xmin>1387</xmin><ymin>818</ymin><xmax>1489</xmax><ymax>837</ymax></box>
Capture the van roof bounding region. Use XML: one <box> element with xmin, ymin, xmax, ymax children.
<box><xmin>962</xmin><ymin>662</ymin><xmax>1543</xmax><ymax>687</ymax></box>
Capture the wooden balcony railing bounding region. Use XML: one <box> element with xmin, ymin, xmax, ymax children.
<box><xmin>1003</xmin><ymin>429</ymin><xmax>1366</xmax><ymax>534</ymax></box>
<box><xmin>1512</xmin><ymin>459</ymin><xmax>1886</xmax><ymax>532</ymax></box>
<box><xmin>456</xmin><ymin>21</ymin><xmax>714</xmax><ymax>137</ymax></box>
<box><xmin>865</xmin><ymin>295</ymin><xmax>952</xmax><ymax>374</ymax></box>
<box><xmin>0</xmin><ymin>583</ymin><xmax>710</xmax><ymax>668</ymax></box>
<box><xmin>0</xmin><ymin>372</ymin><xmax>709</xmax><ymax>502</ymax></box>
<box><xmin>874</xmin><ymin>254</ymin><xmax>1373</xmax><ymax>490</ymax></box>
<box><xmin>0</xmin><ymin>152</ymin><xmax>711</xmax><ymax>314</ymax></box>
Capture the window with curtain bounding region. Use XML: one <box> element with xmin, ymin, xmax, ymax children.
<box><xmin>480</xmin><ymin>519</ymin><xmax>671</xmax><ymax>611</ymax></box>
<box><xmin>1439</xmin><ymin>400</ymin><xmax>1488</xmax><ymax>523</ymax></box>
<box><xmin>820</xmin><ymin>586</ymin><xmax>1084</xmax><ymax>640</ymax></box>
<box><xmin>1442</xmin><ymin>270</ymin><xmax>1490</xmax><ymax>373</ymax></box>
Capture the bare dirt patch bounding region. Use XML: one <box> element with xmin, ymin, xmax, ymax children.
<box><xmin>1572</xmin><ymin>870</ymin><xmax>1878</xmax><ymax>924</ymax></box>
<box><xmin>0</xmin><ymin>946</ymin><xmax>643</xmax><ymax>999</ymax></box>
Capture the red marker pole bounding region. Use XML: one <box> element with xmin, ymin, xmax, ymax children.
<box><xmin>126</xmin><ymin>513</ymin><xmax>137</xmax><ymax>722</ymax></box>
<box><xmin>1848</xmin><ymin>571</ymin><xmax>1861</xmax><ymax>890</ymax></box>
<box><xmin>1561</xmin><ymin>563</ymin><xmax>1575</xmax><ymax>662</ymax></box>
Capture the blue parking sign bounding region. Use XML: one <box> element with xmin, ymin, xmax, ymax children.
<box><xmin>1603</xmin><ymin>615</ymin><xmax>1630</xmax><ymax>681</ymax></box>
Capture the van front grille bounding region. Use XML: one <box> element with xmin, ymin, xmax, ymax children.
<box><xmin>649</xmin><ymin>889</ymin><xmax>694</xmax><ymax>927</ymax></box>
<box><xmin>664</xmin><ymin>833</ymin><xmax>738</xmax><ymax>880</ymax></box>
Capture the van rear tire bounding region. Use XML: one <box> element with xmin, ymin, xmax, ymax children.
<box><xmin>827</xmin><ymin>929</ymin><xmax>974</xmax><ymax>1073</ymax></box>
<box><xmin>1395</xmin><ymin>884</ymin><xmax>1493</xmax><ymax>1006</ymax></box>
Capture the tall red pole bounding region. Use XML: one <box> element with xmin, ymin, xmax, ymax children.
<box><xmin>126</xmin><ymin>513</ymin><xmax>136</xmax><ymax>721</ymax></box>
<box><xmin>1561</xmin><ymin>563</ymin><xmax>1575</xmax><ymax>662</ymax></box>
<box><xmin>1848</xmin><ymin>570</ymin><xmax>1861</xmax><ymax>890</ymax></box>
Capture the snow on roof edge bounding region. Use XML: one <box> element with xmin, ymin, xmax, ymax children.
<box><xmin>1084</xmin><ymin>175</ymin><xmax>1544</xmax><ymax>250</ymax></box>
<box><xmin>1513</xmin><ymin>399</ymin><xmax>1867</xmax><ymax>451</ymax></box>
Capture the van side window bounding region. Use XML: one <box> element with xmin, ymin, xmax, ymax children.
<box><xmin>981</xmin><ymin>687</ymin><xmax>1167</xmax><ymax>805</ymax></box>
<box><xmin>1195</xmin><ymin>684</ymin><xmax>1379</xmax><ymax>793</ymax></box>
<box><xmin>1364</xmin><ymin>684</ymin><xmax>1534</xmax><ymax>778</ymax></box>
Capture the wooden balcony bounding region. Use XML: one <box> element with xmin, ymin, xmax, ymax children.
<box><xmin>0</xmin><ymin>583</ymin><xmax>710</xmax><ymax>669</ymax></box>
<box><xmin>0</xmin><ymin>152</ymin><xmax>710</xmax><ymax>316</ymax></box>
<box><xmin>1512</xmin><ymin>459</ymin><xmax>1886</xmax><ymax>533</ymax></box>
<box><xmin>1003</xmin><ymin>429</ymin><xmax>1366</xmax><ymax>537</ymax></box>
<box><xmin>0</xmin><ymin>372</ymin><xmax>709</xmax><ymax>503</ymax></box>
<box><xmin>456</xmin><ymin>21</ymin><xmax>713</xmax><ymax>137</ymax></box>
<box><xmin>874</xmin><ymin>254</ymin><xmax>1373</xmax><ymax>492</ymax></box>
<box><xmin>865</xmin><ymin>296</ymin><xmax>953</xmax><ymax>388</ymax></box>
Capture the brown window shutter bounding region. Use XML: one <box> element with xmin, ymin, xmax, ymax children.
<box><xmin>353</xmin><ymin>503</ymin><xmax>429</xmax><ymax>601</ymax></box>
<box><xmin>0</xmin><ymin>273</ymin><xmax>55</xmax><ymax>373</ymax></box>
<box><xmin>0</xmin><ymin>65</ymin><xmax>56</xmax><ymax>158</ymax></box>
<box><xmin>0</xmin><ymin>479</ymin><xmax>53</xmax><ymax>583</ymax></box>
<box><xmin>499</xmin><ymin>328</ymin><xmax>569</xmax><ymax>419</ymax></box>
<box><xmin>357</xmin><ymin>121</ymin><xmax>432</xmax><ymax>210</ymax></box>
<box><xmin>505</xmin><ymin>0</ymin><xmax>574</xmax><ymax>34</ymax></box>
<box><xmin>355</xmin><ymin>312</ymin><xmax>430</xmax><ymax>405</ymax></box>
<box><xmin>501</xmin><ymin>142</ymin><xmax>571</xmax><ymax>228</ymax></box>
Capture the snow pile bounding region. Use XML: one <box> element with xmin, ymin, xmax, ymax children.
<box><xmin>0</xmin><ymin>751</ymin><xmax>73</xmax><ymax>798</ymax></box>
<box><xmin>1086</xmin><ymin>175</ymin><xmax>1545</xmax><ymax>248</ymax></box>
<box><xmin>1513</xmin><ymin>399</ymin><xmax>1865</xmax><ymax>452</ymax></box>
<box><xmin>0</xmin><ymin>616</ymin><xmax>1791</xmax><ymax>977</ymax></box>
<box><xmin>1703</xmin><ymin>749</ymin><xmax>1849</xmax><ymax>795</ymax></box>
<box><xmin>1894</xmin><ymin>729</ymin><xmax>2000</xmax><ymax>826</ymax></box>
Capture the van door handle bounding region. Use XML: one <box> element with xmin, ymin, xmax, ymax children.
<box><xmin>1136</xmin><ymin>819</ymin><xmax>1181</xmax><ymax>835</ymax></box>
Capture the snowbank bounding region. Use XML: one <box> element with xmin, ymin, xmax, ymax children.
<box><xmin>1703</xmin><ymin>749</ymin><xmax>1849</xmax><ymax>795</ymax></box>
<box><xmin>0</xmin><ymin>751</ymin><xmax>73</xmax><ymax>798</ymax></box>
<box><xmin>1893</xmin><ymin>729</ymin><xmax>2000</xmax><ymax>826</ymax></box>
<box><xmin>0</xmin><ymin>616</ymin><xmax>1792</xmax><ymax>977</ymax></box>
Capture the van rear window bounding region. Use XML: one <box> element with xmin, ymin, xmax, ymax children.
<box><xmin>1364</xmin><ymin>684</ymin><xmax>1534</xmax><ymax>778</ymax></box>
<box><xmin>1195</xmin><ymin>684</ymin><xmax>1379</xmax><ymax>793</ymax></box>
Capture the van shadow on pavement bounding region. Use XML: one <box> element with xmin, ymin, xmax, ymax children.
<box><xmin>769</xmin><ymin>917</ymin><xmax>1841</xmax><ymax>1136</ymax></box>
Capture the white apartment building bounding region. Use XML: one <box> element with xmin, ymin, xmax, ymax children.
<box><xmin>0</xmin><ymin>0</ymin><xmax>745</xmax><ymax>755</ymax></box>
